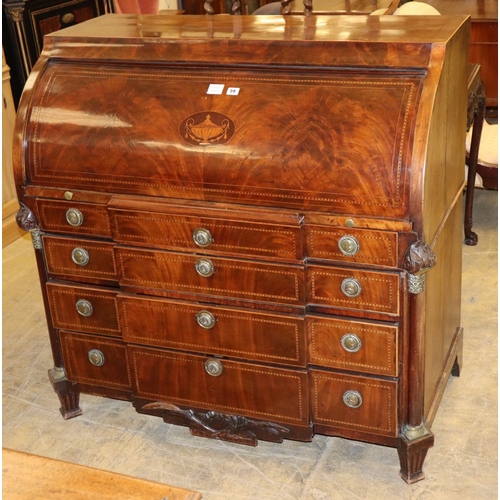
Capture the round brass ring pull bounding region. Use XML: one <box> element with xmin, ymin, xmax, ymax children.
<box><xmin>341</xmin><ymin>278</ymin><xmax>362</xmax><ymax>298</ymax></box>
<box><xmin>195</xmin><ymin>258</ymin><xmax>215</xmax><ymax>277</ymax></box>
<box><xmin>71</xmin><ymin>247</ymin><xmax>90</xmax><ymax>266</ymax></box>
<box><xmin>88</xmin><ymin>349</ymin><xmax>105</xmax><ymax>367</ymax></box>
<box><xmin>193</xmin><ymin>228</ymin><xmax>214</xmax><ymax>248</ymax></box>
<box><xmin>343</xmin><ymin>390</ymin><xmax>363</xmax><ymax>408</ymax></box>
<box><xmin>66</xmin><ymin>208</ymin><xmax>84</xmax><ymax>227</ymax></box>
<box><xmin>205</xmin><ymin>358</ymin><xmax>223</xmax><ymax>377</ymax></box>
<box><xmin>338</xmin><ymin>235</ymin><xmax>360</xmax><ymax>256</ymax></box>
<box><xmin>196</xmin><ymin>310</ymin><xmax>216</xmax><ymax>329</ymax></box>
<box><xmin>76</xmin><ymin>299</ymin><xmax>93</xmax><ymax>317</ymax></box>
<box><xmin>341</xmin><ymin>333</ymin><xmax>362</xmax><ymax>353</ymax></box>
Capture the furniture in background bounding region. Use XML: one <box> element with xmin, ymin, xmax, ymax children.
<box><xmin>2</xmin><ymin>48</ymin><xmax>24</xmax><ymax>247</ymax></box>
<box><xmin>423</xmin><ymin>0</ymin><xmax>497</xmax><ymax>116</ymax></box>
<box><xmin>14</xmin><ymin>14</ymin><xmax>468</xmax><ymax>484</ymax></box>
<box><xmin>2</xmin><ymin>0</ymin><xmax>113</xmax><ymax>108</ymax></box>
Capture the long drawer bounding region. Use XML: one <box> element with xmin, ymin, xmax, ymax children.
<box><xmin>311</xmin><ymin>369</ymin><xmax>398</xmax><ymax>437</ymax></box>
<box><xmin>119</xmin><ymin>295</ymin><xmax>306</xmax><ymax>367</ymax></box>
<box><xmin>129</xmin><ymin>347</ymin><xmax>310</xmax><ymax>426</ymax></box>
<box><xmin>307</xmin><ymin>315</ymin><xmax>398</xmax><ymax>376</ymax></box>
<box><xmin>116</xmin><ymin>248</ymin><xmax>305</xmax><ymax>304</ymax></box>
<box><xmin>109</xmin><ymin>206</ymin><xmax>302</xmax><ymax>262</ymax></box>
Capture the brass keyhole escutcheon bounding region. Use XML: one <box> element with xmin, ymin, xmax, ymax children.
<box><xmin>341</xmin><ymin>278</ymin><xmax>362</xmax><ymax>298</ymax></box>
<box><xmin>205</xmin><ymin>358</ymin><xmax>224</xmax><ymax>377</ymax></box>
<box><xmin>338</xmin><ymin>235</ymin><xmax>360</xmax><ymax>257</ymax></box>
<box><xmin>343</xmin><ymin>390</ymin><xmax>363</xmax><ymax>409</ymax></box>
<box><xmin>71</xmin><ymin>247</ymin><xmax>90</xmax><ymax>266</ymax></box>
<box><xmin>196</xmin><ymin>310</ymin><xmax>216</xmax><ymax>329</ymax></box>
<box><xmin>76</xmin><ymin>299</ymin><xmax>93</xmax><ymax>317</ymax></box>
<box><xmin>88</xmin><ymin>349</ymin><xmax>105</xmax><ymax>367</ymax></box>
<box><xmin>193</xmin><ymin>228</ymin><xmax>214</xmax><ymax>248</ymax></box>
<box><xmin>195</xmin><ymin>258</ymin><xmax>215</xmax><ymax>277</ymax></box>
<box><xmin>341</xmin><ymin>333</ymin><xmax>362</xmax><ymax>353</ymax></box>
<box><xmin>65</xmin><ymin>208</ymin><xmax>84</xmax><ymax>227</ymax></box>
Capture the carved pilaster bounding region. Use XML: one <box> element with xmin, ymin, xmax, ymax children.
<box><xmin>16</xmin><ymin>203</ymin><xmax>42</xmax><ymax>249</ymax></box>
<box><xmin>140</xmin><ymin>402</ymin><xmax>290</xmax><ymax>446</ymax></box>
<box><xmin>403</xmin><ymin>241</ymin><xmax>436</xmax><ymax>294</ymax></box>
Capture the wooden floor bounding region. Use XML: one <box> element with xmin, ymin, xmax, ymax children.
<box><xmin>2</xmin><ymin>448</ymin><xmax>202</xmax><ymax>499</ymax></box>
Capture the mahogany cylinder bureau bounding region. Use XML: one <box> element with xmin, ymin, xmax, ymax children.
<box><xmin>13</xmin><ymin>13</ymin><xmax>469</xmax><ymax>483</ymax></box>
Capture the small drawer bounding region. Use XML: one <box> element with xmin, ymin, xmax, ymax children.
<box><xmin>36</xmin><ymin>199</ymin><xmax>111</xmax><ymax>237</ymax></box>
<box><xmin>308</xmin><ymin>316</ymin><xmax>398</xmax><ymax>376</ymax></box>
<box><xmin>109</xmin><ymin>208</ymin><xmax>302</xmax><ymax>261</ymax></box>
<box><xmin>43</xmin><ymin>236</ymin><xmax>117</xmax><ymax>284</ymax></box>
<box><xmin>118</xmin><ymin>295</ymin><xmax>306</xmax><ymax>367</ymax></box>
<box><xmin>311</xmin><ymin>370</ymin><xmax>397</xmax><ymax>437</ymax></box>
<box><xmin>60</xmin><ymin>331</ymin><xmax>131</xmax><ymax>390</ymax></box>
<box><xmin>116</xmin><ymin>248</ymin><xmax>305</xmax><ymax>305</ymax></box>
<box><xmin>47</xmin><ymin>283</ymin><xmax>120</xmax><ymax>337</ymax></box>
<box><xmin>306</xmin><ymin>226</ymin><xmax>397</xmax><ymax>267</ymax></box>
<box><xmin>307</xmin><ymin>265</ymin><xmax>400</xmax><ymax>315</ymax></box>
<box><xmin>129</xmin><ymin>347</ymin><xmax>309</xmax><ymax>426</ymax></box>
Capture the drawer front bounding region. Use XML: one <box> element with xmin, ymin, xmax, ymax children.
<box><xmin>47</xmin><ymin>283</ymin><xmax>120</xmax><ymax>337</ymax></box>
<box><xmin>60</xmin><ymin>331</ymin><xmax>131</xmax><ymax>390</ymax></box>
<box><xmin>306</xmin><ymin>226</ymin><xmax>397</xmax><ymax>267</ymax></box>
<box><xmin>43</xmin><ymin>236</ymin><xmax>117</xmax><ymax>284</ymax></box>
<box><xmin>308</xmin><ymin>316</ymin><xmax>398</xmax><ymax>376</ymax></box>
<box><xmin>110</xmin><ymin>208</ymin><xmax>302</xmax><ymax>261</ymax></box>
<box><xmin>129</xmin><ymin>347</ymin><xmax>309</xmax><ymax>426</ymax></box>
<box><xmin>116</xmin><ymin>248</ymin><xmax>305</xmax><ymax>304</ymax></box>
<box><xmin>308</xmin><ymin>265</ymin><xmax>400</xmax><ymax>315</ymax></box>
<box><xmin>36</xmin><ymin>199</ymin><xmax>111</xmax><ymax>237</ymax></box>
<box><xmin>118</xmin><ymin>295</ymin><xmax>306</xmax><ymax>367</ymax></box>
<box><xmin>311</xmin><ymin>370</ymin><xmax>398</xmax><ymax>437</ymax></box>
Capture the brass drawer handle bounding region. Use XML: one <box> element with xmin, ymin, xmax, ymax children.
<box><xmin>195</xmin><ymin>258</ymin><xmax>214</xmax><ymax>277</ymax></box>
<box><xmin>196</xmin><ymin>310</ymin><xmax>216</xmax><ymax>329</ymax></box>
<box><xmin>88</xmin><ymin>349</ymin><xmax>105</xmax><ymax>367</ymax></box>
<box><xmin>71</xmin><ymin>247</ymin><xmax>90</xmax><ymax>266</ymax></box>
<box><xmin>76</xmin><ymin>299</ymin><xmax>93</xmax><ymax>317</ymax></box>
<box><xmin>341</xmin><ymin>278</ymin><xmax>362</xmax><ymax>298</ymax></box>
<box><xmin>341</xmin><ymin>333</ymin><xmax>362</xmax><ymax>353</ymax></box>
<box><xmin>338</xmin><ymin>235</ymin><xmax>360</xmax><ymax>256</ymax></box>
<box><xmin>65</xmin><ymin>208</ymin><xmax>84</xmax><ymax>227</ymax></box>
<box><xmin>205</xmin><ymin>358</ymin><xmax>223</xmax><ymax>377</ymax></box>
<box><xmin>343</xmin><ymin>390</ymin><xmax>363</xmax><ymax>409</ymax></box>
<box><xmin>193</xmin><ymin>228</ymin><xmax>214</xmax><ymax>248</ymax></box>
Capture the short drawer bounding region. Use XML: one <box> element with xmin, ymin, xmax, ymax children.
<box><xmin>109</xmin><ymin>208</ymin><xmax>302</xmax><ymax>261</ymax></box>
<box><xmin>129</xmin><ymin>347</ymin><xmax>309</xmax><ymax>426</ymax></box>
<box><xmin>36</xmin><ymin>199</ymin><xmax>111</xmax><ymax>237</ymax></box>
<box><xmin>118</xmin><ymin>295</ymin><xmax>306</xmax><ymax>367</ymax></box>
<box><xmin>305</xmin><ymin>226</ymin><xmax>397</xmax><ymax>267</ymax></box>
<box><xmin>116</xmin><ymin>248</ymin><xmax>305</xmax><ymax>304</ymax></box>
<box><xmin>307</xmin><ymin>265</ymin><xmax>400</xmax><ymax>315</ymax></box>
<box><xmin>43</xmin><ymin>236</ymin><xmax>117</xmax><ymax>284</ymax></box>
<box><xmin>47</xmin><ymin>283</ymin><xmax>120</xmax><ymax>337</ymax></box>
<box><xmin>311</xmin><ymin>370</ymin><xmax>398</xmax><ymax>437</ymax></box>
<box><xmin>60</xmin><ymin>331</ymin><xmax>131</xmax><ymax>390</ymax></box>
<box><xmin>308</xmin><ymin>315</ymin><xmax>398</xmax><ymax>376</ymax></box>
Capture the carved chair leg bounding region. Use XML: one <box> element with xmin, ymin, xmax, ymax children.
<box><xmin>397</xmin><ymin>432</ymin><xmax>434</xmax><ymax>484</ymax></box>
<box><xmin>48</xmin><ymin>368</ymin><xmax>82</xmax><ymax>420</ymax></box>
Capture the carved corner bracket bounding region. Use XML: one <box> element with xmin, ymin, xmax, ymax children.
<box><xmin>403</xmin><ymin>241</ymin><xmax>437</xmax><ymax>294</ymax></box>
<box><xmin>16</xmin><ymin>203</ymin><xmax>42</xmax><ymax>249</ymax></box>
<box><xmin>141</xmin><ymin>402</ymin><xmax>290</xmax><ymax>446</ymax></box>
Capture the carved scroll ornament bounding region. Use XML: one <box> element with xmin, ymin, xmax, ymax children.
<box><xmin>142</xmin><ymin>402</ymin><xmax>290</xmax><ymax>446</ymax></box>
<box><xmin>16</xmin><ymin>203</ymin><xmax>42</xmax><ymax>249</ymax></box>
<box><xmin>403</xmin><ymin>241</ymin><xmax>437</xmax><ymax>294</ymax></box>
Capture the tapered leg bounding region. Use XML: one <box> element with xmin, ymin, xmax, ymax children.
<box><xmin>49</xmin><ymin>368</ymin><xmax>82</xmax><ymax>420</ymax></box>
<box><xmin>397</xmin><ymin>432</ymin><xmax>435</xmax><ymax>484</ymax></box>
